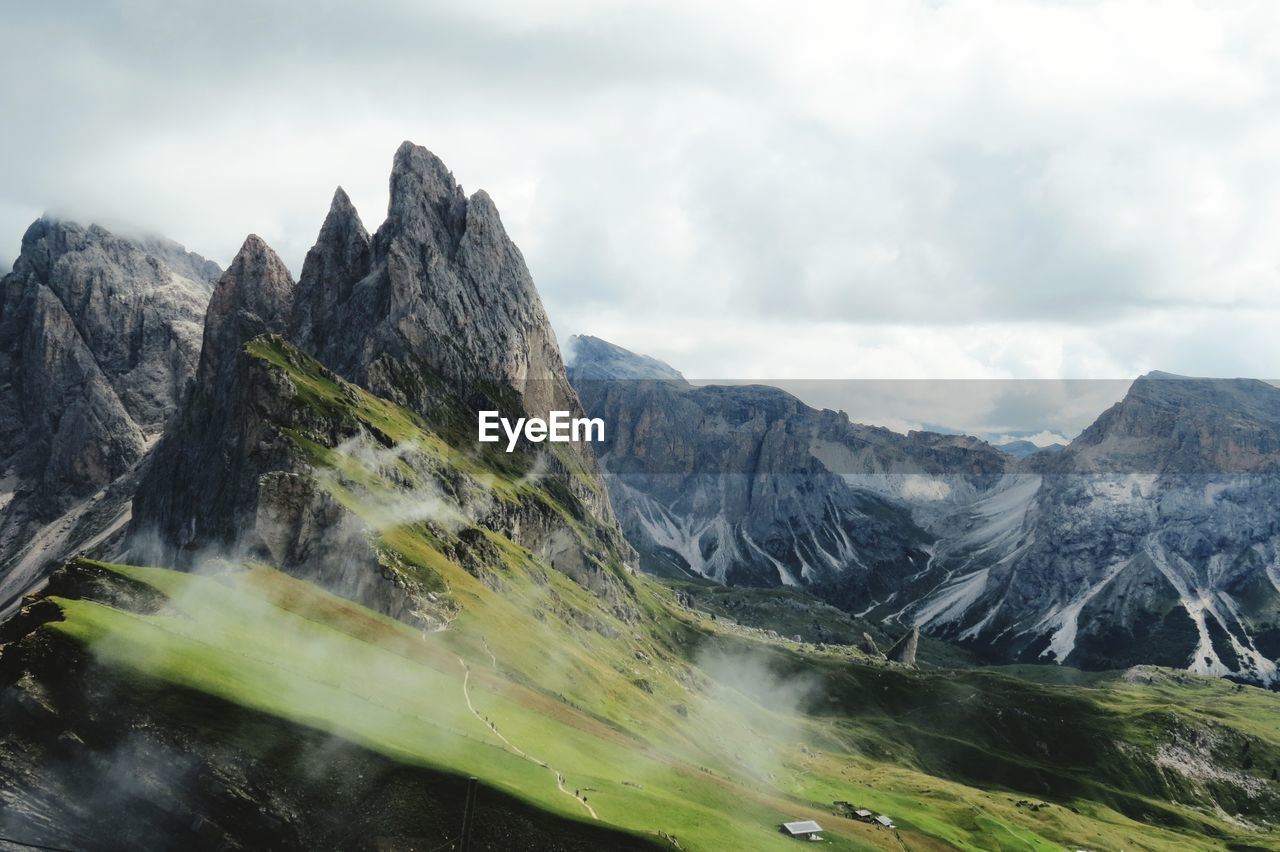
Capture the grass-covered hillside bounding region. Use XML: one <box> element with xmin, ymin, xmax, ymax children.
<box><xmin>2</xmin><ymin>336</ymin><xmax>1279</xmax><ymax>851</ymax></box>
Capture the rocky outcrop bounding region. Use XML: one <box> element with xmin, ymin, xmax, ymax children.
<box><xmin>886</xmin><ymin>627</ymin><xmax>919</xmax><ymax>667</ymax></box>
<box><xmin>859</xmin><ymin>632</ymin><xmax>883</xmax><ymax>658</ymax></box>
<box><xmin>291</xmin><ymin>145</ymin><xmax>626</xmax><ymax>545</ymax></box>
<box><xmin>129</xmin><ymin>236</ymin><xmax>299</xmax><ymax>566</ymax></box>
<box><xmin>0</xmin><ymin>219</ymin><xmax>217</xmax><ymax>610</ymax></box>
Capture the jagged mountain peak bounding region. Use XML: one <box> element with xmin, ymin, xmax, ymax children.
<box><xmin>385</xmin><ymin>141</ymin><xmax>468</xmax><ymax>237</ymax></box>
<box><xmin>392</xmin><ymin>140</ymin><xmax>457</xmax><ymax>189</ymax></box>
<box><xmin>314</xmin><ymin>186</ymin><xmax>369</xmax><ymax>247</ymax></box>
<box><xmin>130</xmin><ymin>142</ymin><xmax>634</xmax><ymax>616</ymax></box>
<box><xmin>15</xmin><ymin>215</ymin><xmax>220</xmax><ymax>288</ymax></box>
<box><xmin>199</xmin><ymin>234</ymin><xmax>294</xmax><ymax>391</ymax></box>
<box><xmin>0</xmin><ymin>216</ymin><xmax>219</xmax><ymax>604</ymax></box>
<box><xmin>294</xmin><ymin>141</ymin><xmax>581</xmax><ymax>421</ymax></box>
<box><xmin>209</xmin><ymin>234</ymin><xmax>294</xmax><ymax>322</ymax></box>
<box><xmin>328</xmin><ymin>184</ymin><xmax>359</xmax><ymax>216</ymax></box>
<box><xmin>15</xmin><ymin>218</ymin><xmax>117</xmax><ymax>280</ymax></box>
<box><xmin>1124</xmin><ymin>369</ymin><xmax>1280</xmax><ymax>411</ymax></box>
<box><xmin>315</xmin><ymin>187</ymin><xmax>371</xmax><ymax>259</ymax></box>
<box><xmin>1062</xmin><ymin>370</ymin><xmax>1280</xmax><ymax>473</ymax></box>
<box><xmin>293</xmin><ymin>187</ymin><xmax>372</xmax><ymax>351</ymax></box>
<box><xmin>1</xmin><ymin>215</ymin><xmax>219</xmax><ymax>438</ymax></box>
<box><xmin>130</xmin><ymin>233</ymin><xmax>297</xmax><ymax>569</ymax></box>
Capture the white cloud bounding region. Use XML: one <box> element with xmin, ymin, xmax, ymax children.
<box><xmin>3</xmin><ymin>0</ymin><xmax>1279</xmax><ymax>387</ymax></box>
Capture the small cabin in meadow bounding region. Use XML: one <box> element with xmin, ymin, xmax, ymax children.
<box><xmin>875</xmin><ymin>814</ymin><xmax>896</xmax><ymax>829</ymax></box>
<box><xmin>781</xmin><ymin>819</ymin><xmax>824</xmax><ymax>841</ymax></box>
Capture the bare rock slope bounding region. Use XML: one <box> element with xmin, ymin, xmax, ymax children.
<box><xmin>0</xmin><ymin>219</ymin><xmax>217</xmax><ymax>611</ymax></box>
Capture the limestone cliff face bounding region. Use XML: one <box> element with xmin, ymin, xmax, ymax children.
<box><xmin>567</xmin><ymin>335</ymin><xmax>1001</xmax><ymax>600</ymax></box>
<box><xmin>288</xmin><ymin>143</ymin><xmax>627</xmax><ymax>563</ymax></box>
<box><xmin>0</xmin><ymin>219</ymin><xmax>217</xmax><ymax>609</ymax></box>
<box><xmin>127</xmin><ymin>144</ymin><xmax>635</xmax><ymax>625</ymax></box>
<box><xmin>129</xmin><ymin>236</ymin><xmax>298</xmax><ymax>567</ymax></box>
<box><xmin>906</xmin><ymin>373</ymin><xmax>1280</xmax><ymax>684</ymax></box>
<box><xmin>294</xmin><ymin>143</ymin><xmax>584</xmax><ymax>424</ymax></box>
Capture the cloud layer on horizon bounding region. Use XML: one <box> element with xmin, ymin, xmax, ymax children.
<box><xmin>3</xmin><ymin>0</ymin><xmax>1280</xmax><ymax>406</ymax></box>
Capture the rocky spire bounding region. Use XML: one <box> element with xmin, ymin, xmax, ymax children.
<box><xmin>292</xmin><ymin>187</ymin><xmax>372</xmax><ymax>355</ymax></box>
<box><xmin>385</xmin><ymin>140</ymin><xmax>469</xmax><ymax>240</ymax></box>
<box><xmin>199</xmin><ymin>234</ymin><xmax>295</xmax><ymax>391</ymax></box>
<box><xmin>129</xmin><ymin>235</ymin><xmax>295</xmax><ymax>563</ymax></box>
<box><xmin>289</xmin><ymin>141</ymin><xmax>581</xmax><ymax>423</ymax></box>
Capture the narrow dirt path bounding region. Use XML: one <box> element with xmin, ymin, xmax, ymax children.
<box><xmin>456</xmin><ymin>656</ymin><xmax>598</xmax><ymax>820</ymax></box>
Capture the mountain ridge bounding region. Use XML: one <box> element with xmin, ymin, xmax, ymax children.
<box><xmin>570</xmin><ymin>335</ymin><xmax>1280</xmax><ymax>685</ymax></box>
<box><xmin>125</xmin><ymin>143</ymin><xmax>635</xmax><ymax>627</ymax></box>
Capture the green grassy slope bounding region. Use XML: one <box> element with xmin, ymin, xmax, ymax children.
<box><xmin>37</xmin><ymin>556</ymin><xmax>1280</xmax><ymax>852</ymax></box>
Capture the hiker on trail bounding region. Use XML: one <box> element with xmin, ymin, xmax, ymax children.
<box><xmin>575</xmin><ymin>789</ymin><xmax>579</xmax><ymax>797</ymax></box>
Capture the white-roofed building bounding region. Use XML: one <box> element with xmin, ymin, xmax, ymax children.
<box><xmin>781</xmin><ymin>819</ymin><xmax>824</xmax><ymax>840</ymax></box>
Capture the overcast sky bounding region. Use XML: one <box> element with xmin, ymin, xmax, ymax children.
<box><xmin>3</xmin><ymin>0</ymin><xmax>1279</xmax><ymax>437</ymax></box>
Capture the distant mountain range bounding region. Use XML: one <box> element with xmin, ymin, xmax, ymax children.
<box><xmin>568</xmin><ymin>337</ymin><xmax>1280</xmax><ymax>685</ymax></box>
<box><xmin>994</xmin><ymin>438</ymin><xmax>1065</xmax><ymax>458</ymax></box>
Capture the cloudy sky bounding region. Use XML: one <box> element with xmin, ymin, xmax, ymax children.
<box><xmin>3</xmin><ymin>0</ymin><xmax>1279</xmax><ymax>437</ymax></box>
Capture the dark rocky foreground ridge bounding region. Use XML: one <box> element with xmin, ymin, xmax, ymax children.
<box><xmin>569</xmin><ymin>337</ymin><xmax>1280</xmax><ymax>686</ymax></box>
